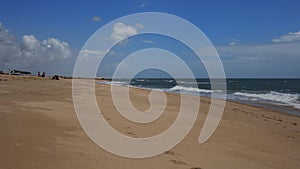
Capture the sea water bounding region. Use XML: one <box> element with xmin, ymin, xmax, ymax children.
<box><xmin>98</xmin><ymin>78</ymin><xmax>300</xmax><ymax>116</ymax></box>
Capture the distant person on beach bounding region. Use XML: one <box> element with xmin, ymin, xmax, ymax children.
<box><xmin>42</xmin><ymin>72</ymin><xmax>45</xmax><ymax>77</ymax></box>
<box><xmin>38</xmin><ymin>71</ymin><xmax>40</xmax><ymax>77</ymax></box>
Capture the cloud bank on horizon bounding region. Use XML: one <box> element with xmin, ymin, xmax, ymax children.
<box><xmin>0</xmin><ymin>22</ymin><xmax>73</xmax><ymax>74</ymax></box>
<box><xmin>272</xmin><ymin>30</ymin><xmax>300</xmax><ymax>43</ymax></box>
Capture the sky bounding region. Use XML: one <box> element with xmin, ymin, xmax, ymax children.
<box><xmin>0</xmin><ymin>0</ymin><xmax>300</xmax><ymax>78</ymax></box>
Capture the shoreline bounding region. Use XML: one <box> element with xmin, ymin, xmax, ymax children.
<box><xmin>230</xmin><ymin>99</ymin><xmax>300</xmax><ymax>117</ymax></box>
<box><xmin>97</xmin><ymin>80</ymin><xmax>300</xmax><ymax>118</ymax></box>
<box><xmin>1</xmin><ymin>76</ymin><xmax>299</xmax><ymax>169</ymax></box>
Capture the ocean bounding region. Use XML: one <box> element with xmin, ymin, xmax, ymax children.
<box><xmin>97</xmin><ymin>78</ymin><xmax>300</xmax><ymax>116</ymax></box>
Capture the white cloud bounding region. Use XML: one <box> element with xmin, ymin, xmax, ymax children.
<box><xmin>86</xmin><ymin>16</ymin><xmax>102</xmax><ymax>22</ymax></box>
<box><xmin>135</xmin><ymin>22</ymin><xmax>144</xmax><ymax>30</ymax></box>
<box><xmin>229</xmin><ymin>41</ymin><xmax>237</xmax><ymax>46</ymax></box>
<box><xmin>22</xmin><ymin>35</ymin><xmax>39</xmax><ymax>49</ymax></box>
<box><xmin>92</xmin><ymin>16</ymin><xmax>102</xmax><ymax>22</ymax></box>
<box><xmin>20</xmin><ymin>35</ymin><xmax>71</xmax><ymax>65</ymax></box>
<box><xmin>138</xmin><ymin>1</ymin><xmax>147</xmax><ymax>8</ymax></box>
<box><xmin>0</xmin><ymin>23</ymin><xmax>72</xmax><ymax>72</ymax></box>
<box><xmin>272</xmin><ymin>30</ymin><xmax>300</xmax><ymax>43</ymax></box>
<box><xmin>110</xmin><ymin>22</ymin><xmax>143</xmax><ymax>42</ymax></box>
<box><xmin>42</xmin><ymin>37</ymin><xmax>71</xmax><ymax>60</ymax></box>
<box><xmin>138</xmin><ymin>3</ymin><xmax>145</xmax><ymax>8</ymax></box>
<box><xmin>80</xmin><ymin>49</ymin><xmax>106</xmax><ymax>61</ymax></box>
<box><xmin>142</xmin><ymin>40</ymin><xmax>155</xmax><ymax>44</ymax></box>
<box><xmin>229</xmin><ymin>38</ymin><xmax>239</xmax><ymax>46</ymax></box>
<box><xmin>0</xmin><ymin>23</ymin><xmax>22</xmax><ymax>65</ymax></box>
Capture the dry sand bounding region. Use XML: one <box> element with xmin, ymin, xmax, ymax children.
<box><xmin>0</xmin><ymin>75</ymin><xmax>299</xmax><ymax>169</ymax></box>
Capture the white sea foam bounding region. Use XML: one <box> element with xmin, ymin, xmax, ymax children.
<box><xmin>234</xmin><ymin>91</ymin><xmax>300</xmax><ymax>109</ymax></box>
<box><xmin>135</xmin><ymin>79</ymin><xmax>145</xmax><ymax>82</ymax></box>
<box><xmin>177</xmin><ymin>81</ymin><xmax>210</xmax><ymax>85</ymax></box>
<box><xmin>167</xmin><ymin>85</ymin><xmax>213</xmax><ymax>93</ymax></box>
<box><xmin>97</xmin><ymin>81</ymin><xmax>127</xmax><ymax>86</ymax></box>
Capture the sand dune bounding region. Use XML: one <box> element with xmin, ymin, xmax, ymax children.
<box><xmin>0</xmin><ymin>75</ymin><xmax>299</xmax><ymax>169</ymax></box>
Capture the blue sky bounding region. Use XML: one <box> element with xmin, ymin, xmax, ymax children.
<box><xmin>0</xmin><ymin>0</ymin><xmax>300</xmax><ymax>77</ymax></box>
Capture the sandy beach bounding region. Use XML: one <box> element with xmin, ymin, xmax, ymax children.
<box><xmin>0</xmin><ymin>75</ymin><xmax>299</xmax><ymax>169</ymax></box>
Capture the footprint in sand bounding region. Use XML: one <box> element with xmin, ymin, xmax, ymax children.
<box><xmin>0</xmin><ymin>112</ymin><xmax>7</xmax><ymax>120</ymax></box>
<box><xmin>164</xmin><ymin>150</ymin><xmax>175</xmax><ymax>155</ymax></box>
<box><xmin>169</xmin><ymin>159</ymin><xmax>187</xmax><ymax>165</ymax></box>
<box><xmin>164</xmin><ymin>150</ymin><xmax>182</xmax><ymax>156</ymax></box>
<box><xmin>125</xmin><ymin>131</ymin><xmax>138</xmax><ymax>138</ymax></box>
<box><xmin>286</xmin><ymin>135</ymin><xmax>296</xmax><ymax>139</ymax></box>
<box><xmin>291</xmin><ymin>122</ymin><xmax>297</xmax><ymax>126</ymax></box>
<box><xmin>104</xmin><ymin>117</ymin><xmax>111</xmax><ymax>121</ymax></box>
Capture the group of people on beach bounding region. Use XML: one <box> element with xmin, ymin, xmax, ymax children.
<box><xmin>37</xmin><ymin>71</ymin><xmax>46</xmax><ymax>77</ymax></box>
<box><xmin>37</xmin><ymin>71</ymin><xmax>59</xmax><ymax>80</ymax></box>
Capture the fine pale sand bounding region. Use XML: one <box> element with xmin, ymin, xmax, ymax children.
<box><xmin>0</xmin><ymin>75</ymin><xmax>299</xmax><ymax>169</ymax></box>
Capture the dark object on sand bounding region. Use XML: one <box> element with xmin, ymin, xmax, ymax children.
<box><xmin>10</xmin><ymin>70</ymin><xmax>31</xmax><ymax>75</ymax></box>
<box><xmin>0</xmin><ymin>71</ymin><xmax>8</xmax><ymax>75</ymax></box>
<box><xmin>51</xmin><ymin>75</ymin><xmax>59</xmax><ymax>80</ymax></box>
<box><xmin>38</xmin><ymin>71</ymin><xmax>40</xmax><ymax>77</ymax></box>
<box><xmin>41</xmin><ymin>72</ymin><xmax>46</xmax><ymax>77</ymax></box>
